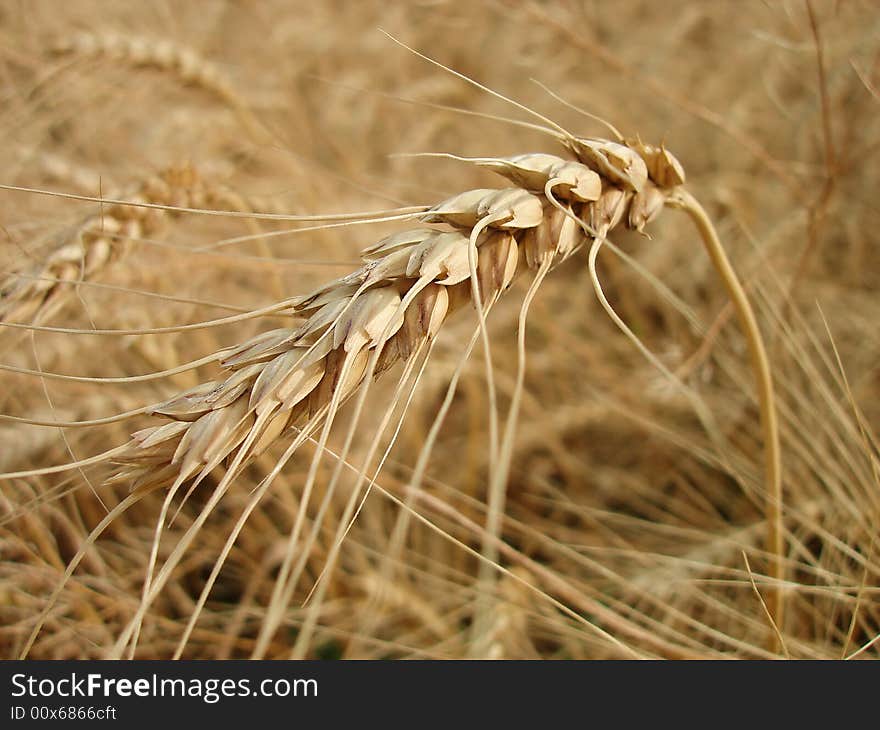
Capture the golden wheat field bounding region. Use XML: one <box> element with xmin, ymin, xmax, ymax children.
<box><xmin>0</xmin><ymin>0</ymin><xmax>878</xmax><ymax>660</ymax></box>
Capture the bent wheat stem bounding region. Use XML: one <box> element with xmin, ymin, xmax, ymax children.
<box><xmin>667</xmin><ymin>188</ymin><xmax>784</xmax><ymax>650</ymax></box>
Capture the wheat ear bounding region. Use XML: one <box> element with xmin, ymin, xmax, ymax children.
<box><xmin>50</xmin><ymin>33</ymin><xmax>278</xmax><ymax>146</ymax></box>
<box><xmin>52</xmin><ymin>33</ymin><xmax>236</xmax><ymax>104</ymax></box>
<box><xmin>0</xmin><ymin>163</ymin><xmax>294</xmax><ymax>333</ymax></box>
<box><xmin>1</xmin><ymin>164</ymin><xmax>202</xmax><ymax>328</ymax></box>
<box><xmin>109</xmin><ymin>142</ymin><xmax>658</xmax><ymax>488</ymax></box>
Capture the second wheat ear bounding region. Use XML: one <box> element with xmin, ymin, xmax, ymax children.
<box><xmin>13</xmin><ymin>133</ymin><xmax>783</xmax><ymax>657</ymax></box>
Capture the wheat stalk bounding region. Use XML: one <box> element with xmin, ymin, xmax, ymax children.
<box><xmin>9</xmin><ymin>126</ymin><xmax>783</xmax><ymax>657</ymax></box>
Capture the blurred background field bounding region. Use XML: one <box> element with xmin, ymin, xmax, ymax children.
<box><xmin>0</xmin><ymin>0</ymin><xmax>878</xmax><ymax>658</ymax></box>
